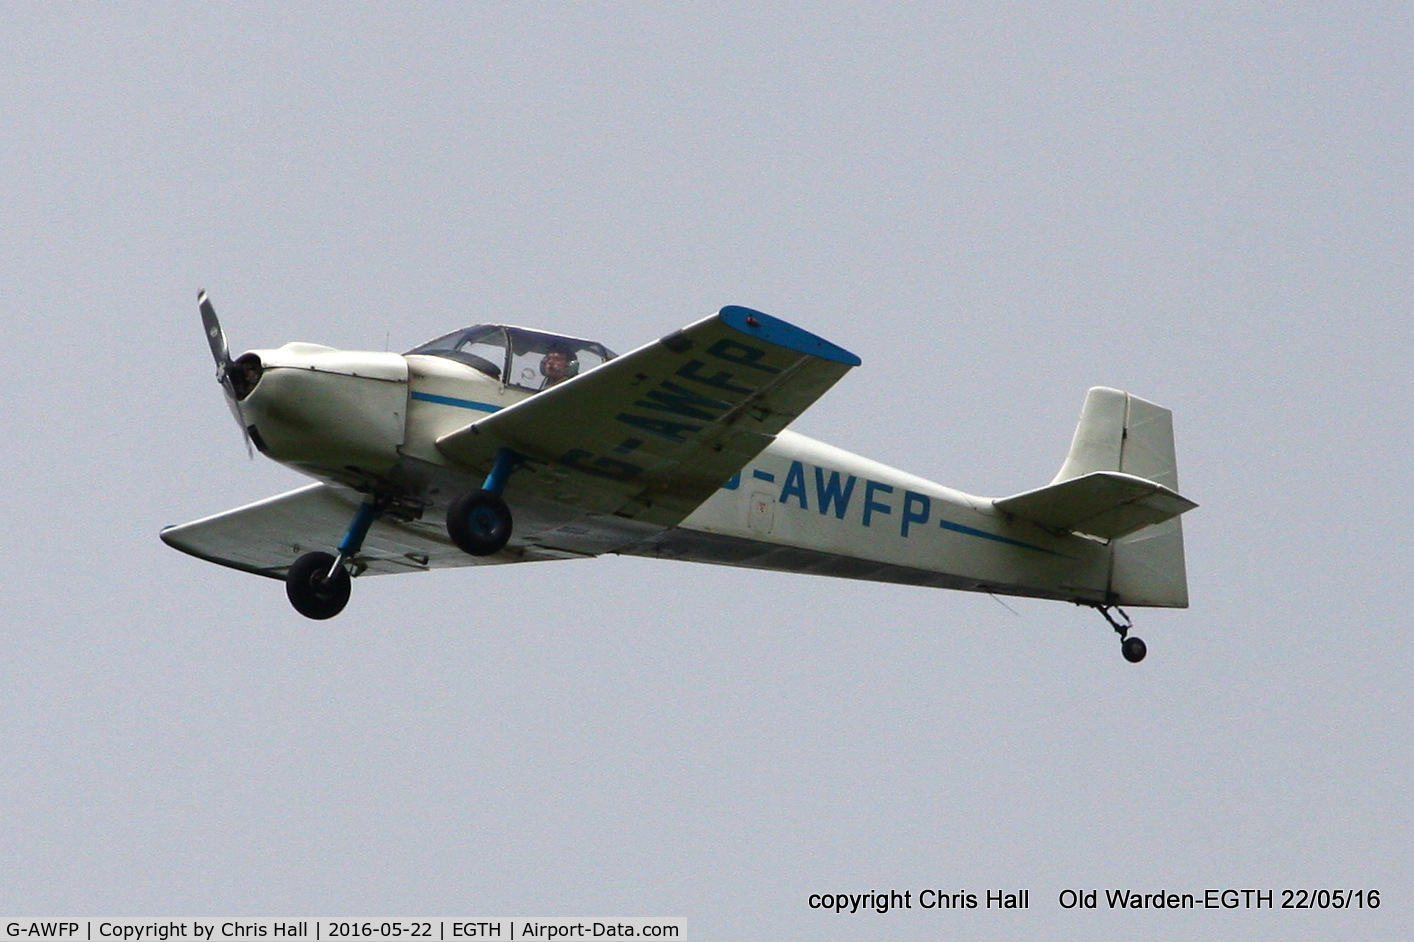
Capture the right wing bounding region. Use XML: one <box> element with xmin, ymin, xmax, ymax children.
<box><xmin>434</xmin><ymin>305</ymin><xmax>861</xmax><ymax>528</ymax></box>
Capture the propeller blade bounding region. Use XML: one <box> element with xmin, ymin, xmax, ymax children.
<box><xmin>225</xmin><ymin>395</ymin><xmax>255</xmax><ymax>459</ymax></box>
<box><xmin>197</xmin><ymin>290</ymin><xmax>254</xmax><ymax>458</ymax></box>
<box><xmin>198</xmin><ymin>289</ymin><xmax>232</xmax><ymax>380</ymax></box>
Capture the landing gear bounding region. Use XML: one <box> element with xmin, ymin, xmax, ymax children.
<box><xmin>447</xmin><ymin>489</ymin><xmax>512</xmax><ymax>556</ymax></box>
<box><xmin>446</xmin><ymin>448</ymin><xmax>520</xmax><ymax>557</ymax></box>
<box><xmin>286</xmin><ymin>551</ymin><xmax>351</xmax><ymax>619</ymax></box>
<box><xmin>1094</xmin><ymin>604</ymin><xmax>1147</xmax><ymax>663</ymax></box>
<box><xmin>285</xmin><ymin>499</ymin><xmax>380</xmax><ymax>620</ymax></box>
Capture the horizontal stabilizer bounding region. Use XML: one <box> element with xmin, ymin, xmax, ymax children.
<box><xmin>994</xmin><ymin>471</ymin><xmax>1197</xmax><ymax>541</ymax></box>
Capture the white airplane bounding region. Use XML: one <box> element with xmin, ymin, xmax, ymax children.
<box><xmin>163</xmin><ymin>293</ymin><xmax>1196</xmax><ymax>662</ymax></box>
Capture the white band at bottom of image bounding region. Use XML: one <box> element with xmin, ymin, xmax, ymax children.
<box><xmin>1</xmin><ymin>919</ymin><xmax>686</xmax><ymax>942</ymax></box>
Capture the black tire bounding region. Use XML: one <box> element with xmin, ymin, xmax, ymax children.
<box><xmin>447</xmin><ymin>489</ymin><xmax>513</xmax><ymax>556</ymax></box>
<box><xmin>1121</xmin><ymin>636</ymin><xmax>1147</xmax><ymax>664</ymax></box>
<box><xmin>286</xmin><ymin>551</ymin><xmax>352</xmax><ymax>620</ymax></box>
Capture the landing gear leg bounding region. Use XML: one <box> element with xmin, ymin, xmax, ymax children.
<box><xmin>1094</xmin><ymin>604</ymin><xmax>1146</xmax><ymax>663</ymax></box>
<box><xmin>448</xmin><ymin>448</ymin><xmax>520</xmax><ymax>557</ymax></box>
<box><xmin>286</xmin><ymin>500</ymin><xmax>380</xmax><ymax>620</ymax></box>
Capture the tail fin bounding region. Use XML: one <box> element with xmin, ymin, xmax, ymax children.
<box><xmin>1056</xmin><ymin>387</ymin><xmax>1191</xmax><ymax>608</ymax></box>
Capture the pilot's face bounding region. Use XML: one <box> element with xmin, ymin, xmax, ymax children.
<box><xmin>543</xmin><ymin>352</ymin><xmax>570</xmax><ymax>379</ymax></box>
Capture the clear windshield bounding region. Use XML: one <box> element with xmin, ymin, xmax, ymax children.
<box><xmin>406</xmin><ymin>325</ymin><xmax>616</xmax><ymax>391</ymax></box>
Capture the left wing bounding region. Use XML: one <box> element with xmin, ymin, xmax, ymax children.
<box><xmin>161</xmin><ymin>483</ymin><xmax>573</xmax><ymax>580</ymax></box>
<box><xmin>435</xmin><ymin>306</ymin><xmax>861</xmax><ymax>528</ymax></box>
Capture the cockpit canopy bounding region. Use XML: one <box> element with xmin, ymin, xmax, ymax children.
<box><xmin>406</xmin><ymin>325</ymin><xmax>616</xmax><ymax>391</ymax></box>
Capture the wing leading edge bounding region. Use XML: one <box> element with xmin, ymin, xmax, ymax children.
<box><xmin>435</xmin><ymin>305</ymin><xmax>861</xmax><ymax>528</ymax></box>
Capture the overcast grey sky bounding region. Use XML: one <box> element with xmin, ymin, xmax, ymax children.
<box><xmin>3</xmin><ymin>4</ymin><xmax>1410</xmax><ymax>939</ymax></box>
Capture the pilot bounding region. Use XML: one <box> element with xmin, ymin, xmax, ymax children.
<box><xmin>539</xmin><ymin>346</ymin><xmax>578</xmax><ymax>387</ymax></box>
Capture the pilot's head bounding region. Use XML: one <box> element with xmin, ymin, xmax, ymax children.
<box><xmin>540</xmin><ymin>347</ymin><xmax>577</xmax><ymax>384</ymax></box>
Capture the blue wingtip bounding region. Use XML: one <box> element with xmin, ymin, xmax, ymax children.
<box><xmin>717</xmin><ymin>306</ymin><xmax>862</xmax><ymax>367</ymax></box>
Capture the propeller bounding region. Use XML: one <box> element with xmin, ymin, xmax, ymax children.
<box><xmin>198</xmin><ymin>290</ymin><xmax>255</xmax><ymax>457</ymax></box>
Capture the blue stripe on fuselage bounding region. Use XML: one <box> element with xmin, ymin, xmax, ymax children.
<box><xmin>939</xmin><ymin>519</ymin><xmax>1061</xmax><ymax>555</ymax></box>
<box><xmin>410</xmin><ymin>391</ymin><xmax>501</xmax><ymax>412</ymax></box>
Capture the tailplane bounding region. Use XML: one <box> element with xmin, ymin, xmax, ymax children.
<box><xmin>997</xmin><ymin>387</ymin><xmax>1194</xmax><ymax>607</ymax></box>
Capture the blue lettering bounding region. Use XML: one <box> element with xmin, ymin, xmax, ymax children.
<box><xmin>705</xmin><ymin>338</ymin><xmax>782</xmax><ymax>374</ymax></box>
<box><xmin>814</xmin><ymin>467</ymin><xmax>857</xmax><ymax>520</ymax></box>
<box><xmin>862</xmin><ymin>480</ymin><xmax>894</xmax><ymax>527</ymax></box>
<box><xmin>558</xmin><ymin>449</ymin><xmax>642</xmax><ymax>481</ymax></box>
<box><xmin>615</xmin><ymin>412</ymin><xmax>701</xmax><ymax>443</ymax></box>
<box><xmin>902</xmin><ymin>490</ymin><xmax>931</xmax><ymax>537</ymax></box>
<box><xmin>721</xmin><ymin>472</ymin><xmax>741</xmax><ymax>490</ymax></box>
<box><xmin>635</xmin><ymin>380</ymin><xmax>730</xmax><ymax>421</ymax></box>
<box><xmin>779</xmin><ymin>461</ymin><xmax>809</xmax><ymax>509</ymax></box>
<box><xmin>676</xmin><ymin>359</ymin><xmax>753</xmax><ymax>395</ymax></box>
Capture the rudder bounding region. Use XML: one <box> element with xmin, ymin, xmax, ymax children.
<box><xmin>1055</xmin><ymin>388</ymin><xmax>1191</xmax><ymax>608</ymax></box>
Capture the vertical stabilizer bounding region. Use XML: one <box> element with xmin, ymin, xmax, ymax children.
<box><xmin>1054</xmin><ymin>387</ymin><xmax>1190</xmax><ymax>608</ymax></box>
<box><xmin>1052</xmin><ymin>387</ymin><xmax>1129</xmax><ymax>484</ymax></box>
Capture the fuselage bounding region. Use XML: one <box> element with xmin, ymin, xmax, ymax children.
<box><xmin>229</xmin><ymin>331</ymin><xmax>1112</xmax><ymax>606</ymax></box>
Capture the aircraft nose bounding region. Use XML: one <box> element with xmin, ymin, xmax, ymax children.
<box><xmin>230</xmin><ymin>345</ymin><xmax>409</xmax><ymax>474</ymax></box>
<box><xmin>229</xmin><ymin>352</ymin><xmax>264</xmax><ymax>400</ymax></box>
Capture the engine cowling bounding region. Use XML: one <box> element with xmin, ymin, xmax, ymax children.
<box><xmin>236</xmin><ymin>343</ymin><xmax>409</xmax><ymax>478</ymax></box>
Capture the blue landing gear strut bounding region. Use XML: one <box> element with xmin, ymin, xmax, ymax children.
<box><xmin>447</xmin><ymin>448</ymin><xmax>520</xmax><ymax>557</ymax></box>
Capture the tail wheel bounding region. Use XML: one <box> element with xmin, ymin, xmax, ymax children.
<box><xmin>286</xmin><ymin>551</ymin><xmax>352</xmax><ymax>620</ymax></box>
<box><xmin>447</xmin><ymin>489</ymin><xmax>513</xmax><ymax>556</ymax></box>
<box><xmin>1094</xmin><ymin>604</ymin><xmax>1148</xmax><ymax>664</ymax></box>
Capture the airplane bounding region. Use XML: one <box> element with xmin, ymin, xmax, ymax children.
<box><xmin>162</xmin><ymin>292</ymin><xmax>1196</xmax><ymax>663</ymax></box>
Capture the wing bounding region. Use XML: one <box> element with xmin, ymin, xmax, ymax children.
<box><xmin>161</xmin><ymin>483</ymin><xmax>574</xmax><ymax>580</ymax></box>
<box><xmin>434</xmin><ymin>306</ymin><xmax>861</xmax><ymax>528</ymax></box>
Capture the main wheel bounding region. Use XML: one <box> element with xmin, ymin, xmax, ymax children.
<box><xmin>286</xmin><ymin>551</ymin><xmax>352</xmax><ymax>620</ymax></box>
<box><xmin>1121</xmin><ymin>636</ymin><xmax>1147</xmax><ymax>663</ymax></box>
<box><xmin>447</xmin><ymin>489</ymin><xmax>513</xmax><ymax>556</ymax></box>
